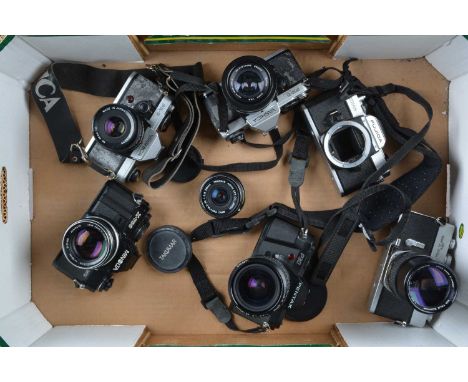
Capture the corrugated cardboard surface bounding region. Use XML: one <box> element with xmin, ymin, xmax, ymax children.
<box><xmin>29</xmin><ymin>49</ymin><xmax>448</xmax><ymax>345</ymax></box>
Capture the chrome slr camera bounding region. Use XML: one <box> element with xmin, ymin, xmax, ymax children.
<box><xmin>301</xmin><ymin>91</ymin><xmax>387</xmax><ymax>195</ymax></box>
<box><xmin>53</xmin><ymin>181</ymin><xmax>151</xmax><ymax>292</ymax></box>
<box><xmin>228</xmin><ymin>217</ymin><xmax>318</xmax><ymax>329</ymax></box>
<box><xmin>85</xmin><ymin>72</ymin><xmax>174</xmax><ymax>182</ymax></box>
<box><xmin>204</xmin><ymin>49</ymin><xmax>309</xmax><ymax>142</ymax></box>
<box><xmin>369</xmin><ymin>212</ymin><xmax>458</xmax><ymax>327</ymax></box>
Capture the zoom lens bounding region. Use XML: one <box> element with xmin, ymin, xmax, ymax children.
<box><xmin>93</xmin><ymin>104</ymin><xmax>145</xmax><ymax>154</ymax></box>
<box><xmin>62</xmin><ymin>217</ymin><xmax>119</xmax><ymax>269</ymax></box>
<box><xmin>389</xmin><ymin>253</ymin><xmax>457</xmax><ymax>314</ymax></box>
<box><xmin>229</xmin><ymin>258</ymin><xmax>290</xmax><ymax>314</ymax></box>
<box><xmin>222</xmin><ymin>56</ymin><xmax>277</xmax><ymax>113</ymax></box>
<box><xmin>323</xmin><ymin>121</ymin><xmax>372</xmax><ymax>169</ymax></box>
<box><xmin>199</xmin><ymin>173</ymin><xmax>245</xmax><ymax>219</ymax></box>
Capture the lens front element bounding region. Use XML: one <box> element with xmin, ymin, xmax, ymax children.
<box><xmin>229</xmin><ymin>258</ymin><xmax>290</xmax><ymax>315</ymax></box>
<box><xmin>406</xmin><ymin>264</ymin><xmax>457</xmax><ymax>313</ymax></box>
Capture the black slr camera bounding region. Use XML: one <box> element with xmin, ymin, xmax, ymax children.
<box><xmin>228</xmin><ymin>217</ymin><xmax>318</xmax><ymax>329</ymax></box>
<box><xmin>369</xmin><ymin>212</ymin><xmax>458</xmax><ymax>327</ymax></box>
<box><xmin>54</xmin><ymin>181</ymin><xmax>151</xmax><ymax>292</ymax></box>
<box><xmin>204</xmin><ymin>49</ymin><xmax>309</xmax><ymax>142</ymax></box>
<box><xmin>301</xmin><ymin>90</ymin><xmax>387</xmax><ymax>195</ymax></box>
<box><xmin>85</xmin><ymin>72</ymin><xmax>174</xmax><ymax>182</ymax></box>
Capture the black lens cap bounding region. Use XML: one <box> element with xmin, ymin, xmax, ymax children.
<box><xmin>146</xmin><ymin>226</ymin><xmax>192</xmax><ymax>273</ymax></box>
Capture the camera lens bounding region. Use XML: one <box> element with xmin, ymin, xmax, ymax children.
<box><xmin>222</xmin><ymin>56</ymin><xmax>277</xmax><ymax>113</ymax></box>
<box><xmin>199</xmin><ymin>173</ymin><xmax>245</xmax><ymax>219</ymax></box>
<box><xmin>93</xmin><ymin>104</ymin><xmax>145</xmax><ymax>154</ymax></box>
<box><xmin>323</xmin><ymin>121</ymin><xmax>372</xmax><ymax>169</ymax></box>
<box><xmin>389</xmin><ymin>253</ymin><xmax>457</xmax><ymax>314</ymax></box>
<box><xmin>62</xmin><ymin>217</ymin><xmax>119</xmax><ymax>269</ymax></box>
<box><xmin>229</xmin><ymin>258</ymin><xmax>290</xmax><ymax>314</ymax></box>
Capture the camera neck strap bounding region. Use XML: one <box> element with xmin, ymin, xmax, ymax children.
<box><xmin>31</xmin><ymin>62</ymin><xmax>206</xmax><ymax>188</ymax></box>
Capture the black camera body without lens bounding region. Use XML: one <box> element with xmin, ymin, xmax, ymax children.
<box><xmin>85</xmin><ymin>72</ymin><xmax>174</xmax><ymax>183</ymax></box>
<box><xmin>228</xmin><ymin>217</ymin><xmax>317</xmax><ymax>329</ymax></box>
<box><xmin>53</xmin><ymin>181</ymin><xmax>151</xmax><ymax>292</ymax></box>
<box><xmin>301</xmin><ymin>90</ymin><xmax>387</xmax><ymax>195</ymax></box>
<box><xmin>369</xmin><ymin>212</ymin><xmax>458</xmax><ymax>327</ymax></box>
<box><xmin>204</xmin><ymin>49</ymin><xmax>309</xmax><ymax>143</ymax></box>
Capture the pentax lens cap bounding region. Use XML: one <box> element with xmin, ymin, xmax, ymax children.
<box><xmin>146</xmin><ymin>226</ymin><xmax>192</xmax><ymax>273</ymax></box>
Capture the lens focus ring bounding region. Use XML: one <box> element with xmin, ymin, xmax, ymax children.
<box><xmin>199</xmin><ymin>173</ymin><xmax>245</xmax><ymax>219</ymax></box>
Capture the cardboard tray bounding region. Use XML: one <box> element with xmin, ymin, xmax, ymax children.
<box><xmin>29</xmin><ymin>48</ymin><xmax>449</xmax><ymax>345</ymax></box>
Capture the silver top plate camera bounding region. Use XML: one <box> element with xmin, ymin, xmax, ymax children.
<box><xmin>302</xmin><ymin>92</ymin><xmax>387</xmax><ymax>195</ymax></box>
<box><xmin>85</xmin><ymin>72</ymin><xmax>174</xmax><ymax>182</ymax></box>
<box><xmin>203</xmin><ymin>49</ymin><xmax>309</xmax><ymax>142</ymax></box>
<box><xmin>369</xmin><ymin>211</ymin><xmax>458</xmax><ymax>327</ymax></box>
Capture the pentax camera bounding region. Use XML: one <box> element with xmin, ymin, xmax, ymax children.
<box><xmin>301</xmin><ymin>90</ymin><xmax>387</xmax><ymax>195</ymax></box>
<box><xmin>53</xmin><ymin>181</ymin><xmax>151</xmax><ymax>292</ymax></box>
<box><xmin>85</xmin><ymin>72</ymin><xmax>174</xmax><ymax>182</ymax></box>
<box><xmin>228</xmin><ymin>217</ymin><xmax>318</xmax><ymax>329</ymax></box>
<box><xmin>369</xmin><ymin>211</ymin><xmax>458</xmax><ymax>327</ymax></box>
<box><xmin>204</xmin><ymin>49</ymin><xmax>309</xmax><ymax>142</ymax></box>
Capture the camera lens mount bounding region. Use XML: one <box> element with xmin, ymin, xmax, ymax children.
<box><xmin>199</xmin><ymin>173</ymin><xmax>245</xmax><ymax>219</ymax></box>
<box><xmin>221</xmin><ymin>56</ymin><xmax>277</xmax><ymax>113</ymax></box>
<box><xmin>229</xmin><ymin>257</ymin><xmax>290</xmax><ymax>315</ymax></box>
<box><xmin>323</xmin><ymin>121</ymin><xmax>372</xmax><ymax>169</ymax></box>
<box><xmin>62</xmin><ymin>217</ymin><xmax>119</xmax><ymax>270</ymax></box>
<box><xmin>93</xmin><ymin>104</ymin><xmax>145</xmax><ymax>154</ymax></box>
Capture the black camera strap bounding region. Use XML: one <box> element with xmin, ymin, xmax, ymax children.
<box><xmin>186</xmin><ymin>254</ymin><xmax>268</xmax><ymax>333</ymax></box>
<box><xmin>31</xmin><ymin>62</ymin><xmax>207</xmax><ymax>188</ymax></box>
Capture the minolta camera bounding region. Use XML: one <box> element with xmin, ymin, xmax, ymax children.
<box><xmin>204</xmin><ymin>49</ymin><xmax>309</xmax><ymax>142</ymax></box>
<box><xmin>53</xmin><ymin>181</ymin><xmax>151</xmax><ymax>292</ymax></box>
<box><xmin>228</xmin><ymin>217</ymin><xmax>318</xmax><ymax>329</ymax></box>
<box><xmin>85</xmin><ymin>72</ymin><xmax>174</xmax><ymax>182</ymax></box>
<box><xmin>369</xmin><ymin>211</ymin><xmax>458</xmax><ymax>327</ymax></box>
<box><xmin>301</xmin><ymin>91</ymin><xmax>387</xmax><ymax>195</ymax></box>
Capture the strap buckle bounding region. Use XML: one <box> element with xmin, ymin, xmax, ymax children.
<box><xmin>245</xmin><ymin>206</ymin><xmax>278</xmax><ymax>230</ymax></box>
<box><xmin>359</xmin><ymin>223</ymin><xmax>377</xmax><ymax>252</ymax></box>
<box><xmin>203</xmin><ymin>296</ymin><xmax>232</xmax><ymax>324</ymax></box>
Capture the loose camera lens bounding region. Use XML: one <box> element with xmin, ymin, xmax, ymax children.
<box><xmin>231</xmin><ymin>262</ymin><xmax>283</xmax><ymax>313</ymax></box>
<box><xmin>222</xmin><ymin>56</ymin><xmax>277</xmax><ymax>113</ymax></box>
<box><xmin>73</xmin><ymin>227</ymin><xmax>107</xmax><ymax>260</ymax></box>
<box><xmin>199</xmin><ymin>173</ymin><xmax>245</xmax><ymax>219</ymax></box>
